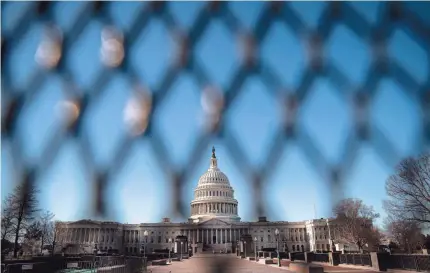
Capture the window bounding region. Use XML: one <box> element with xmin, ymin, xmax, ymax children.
<box><xmin>260</xmin><ymin>236</ymin><xmax>263</xmax><ymax>242</ymax></box>
<box><xmin>151</xmin><ymin>237</ymin><xmax>154</xmax><ymax>243</ymax></box>
<box><xmin>292</xmin><ymin>245</ymin><xmax>295</xmax><ymax>251</ymax></box>
<box><xmin>165</xmin><ymin>238</ymin><xmax>168</xmax><ymax>243</ymax></box>
<box><xmin>268</xmin><ymin>235</ymin><xmax>271</xmax><ymax>242</ymax></box>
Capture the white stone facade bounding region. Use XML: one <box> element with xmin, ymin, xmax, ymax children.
<box><xmin>58</xmin><ymin>148</ymin><xmax>337</xmax><ymax>254</ymax></box>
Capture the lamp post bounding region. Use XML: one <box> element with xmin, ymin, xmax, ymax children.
<box><xmin>168</xmin><ymin>238</ymin><xmax>172</xmax><ymax>263</ymax></box>
<box><xmin>143</xmin><ymin>230</ymin><xmax>148</xmax><ymax>258</ymax></box>
<box><xmin>244</xmin><ymin>241</ymin><xmax>247</xmax><ymax>258</ymax></box>
<box><xmin>275</xmin><ymin>228</ymin><xmax>281</xmax><ymax>267</ymax></box>
<box><xmin>326</xmin><ymin>219</ymin><xmax>335</xmax><ymax>252</ymax></box>
<box><xmin>254</xmin><ymin>237</ymin><xmax>257</xmax><ymax>261</ymax></box>
<box><xmin>180</xmin><ymin>241</ymin><xmax>183</xmax><ymax>260</ymax></box>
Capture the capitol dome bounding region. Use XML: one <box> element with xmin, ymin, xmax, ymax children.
<box><xmin>189</xmin><ymin>147</ymin><xmax>240</xmax><ymax>223</ymax></box>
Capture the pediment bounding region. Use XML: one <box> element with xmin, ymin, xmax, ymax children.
<box><xmin>198</xmin><ymin>218</ymin><xmax>230</xmax><ymax>227</ymax></box>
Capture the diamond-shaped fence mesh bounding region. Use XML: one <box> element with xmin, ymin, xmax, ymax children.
<box><xmin>1</xmin><ymin>1</ymin><xmax>430</xmax><ymax>271</ymax></box>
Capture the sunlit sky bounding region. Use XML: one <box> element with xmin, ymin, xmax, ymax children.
<box><xmin>1</xmin><ymin>1</ymin><xmax>429</xmax><ymax>227</ymax></box>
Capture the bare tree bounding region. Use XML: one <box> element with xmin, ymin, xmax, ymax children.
<box><xmin>385</xmin><ymin>217</ymin><xmax>423</xmax><ymax>253</ymax></box>
<box><xmin>23</xmin><ymin>221</ymin><xmax>43</xmax><ymax>255</ymax></box>
<box><xmin>332</xmin><ymin>198</ymin><xmax>381</xmax><ymax>252</ymax></box>
<box><xmin>384</xmin><ymin>154</ymin><xmax>430</xmax><ymax>226</ymax></box>
<box><xmin>1</xmin><ymin>195</ymin><xmax>15</xmax><ymax>241</ymax></box>
<box><xmin>47</xmin><ymin>221</ymin><xmax>68</xmax><ymax>255</ymax></box>
<box><xmin>39</xmin><ymin>211</ymin><xmax>55</xmax><ymax>253</ymax></box>
<box><xmin>9</xmin><ymin>183</ymin><xmax>40</xmax><ymax>257</ymax></box>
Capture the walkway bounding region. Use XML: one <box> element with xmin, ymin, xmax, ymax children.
<box><xmin>148</xmin><ymin>255</ymin><xmax>376</xmax><ymax>273</ymax></box>
<box><xmin>149</xmin><ymin>254</ymin><xmax>291</xmax><ymax>273</ymax></box>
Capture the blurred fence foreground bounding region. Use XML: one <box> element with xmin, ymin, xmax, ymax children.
<box><xmin>1</xmin><ymin>3</ymin><xmax>430</xmax><ymax>272</ymax></box>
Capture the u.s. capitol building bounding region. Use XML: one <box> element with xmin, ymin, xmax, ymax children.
<box><xmin>59</xmin><ymin>148</ymin><xmax>337</xmax><ymax>255</ymax></box>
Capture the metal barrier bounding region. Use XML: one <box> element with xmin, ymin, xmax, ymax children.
<box><xmin>0</xmin><ymin>256</ymin><xmax>143</xmax><ymax>273</ymax></box>
<box><xmin>389</xmin><ymin>254</ymin><xmax>430</xmax><ymax>272</ymax></box>
<box><xmin>1</xmin><ymin>262</ymin><xmax>49</xmax><ymax>273</ymax></box>
<box><xmin>292</xmin><ymin>252</ymin><xmax>305</xmax><ymax>261</ymax></box>
<box><xmin>57</xmin><ymin>261</ymin><xmax>96</xmax><ymax>272</ymax></box>
<box><xmin>340</xmin><ymin>253</ymin><xmax>372</xmax><ymax>267</ymax></box>
<box><xmin>312</xmin><ymin>253</ymin><xmax>329</xmax><ymax>263</ymax></box>
<box><xmin>1</xmin><ymin>2</ymin><xmax>429</xmax><ymax>273</ymax></box>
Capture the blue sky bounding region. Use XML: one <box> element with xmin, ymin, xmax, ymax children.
<box><xmin>1</xmin><ymin>1</ymin><xmax>429</xmax><ymax>227</ymax></box>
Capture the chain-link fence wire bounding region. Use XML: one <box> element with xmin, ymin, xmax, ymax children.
<box><xmin>1</xmin><ymin>1</ymin><xmax>430</xmax><ymax>271</ymax></box>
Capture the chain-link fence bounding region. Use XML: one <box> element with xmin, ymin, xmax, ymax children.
<box><xmin>1</xmin><ymin>1</ymin><xmax>430</xmax><ymax>272</ymax></box>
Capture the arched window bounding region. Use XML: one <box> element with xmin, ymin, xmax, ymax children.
<box><xmin>301</xmin><ymin>245</ymin><xmax>304</xmax><ymax>252</ymax></box>
<box><xmin>292</xmin><ymin>245</ymin><xmax>295</xmax><ymax>251</ymax></box>
<box><xmin>327</xmin><ymin>244</ymin><xmax>330</xmax><ymax>251</ymax></box>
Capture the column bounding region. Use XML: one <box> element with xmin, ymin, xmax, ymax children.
<box><xmin>221</xmin><ymin>229</ymin><xmax>223</xmax><ymax>243</ymax></box>
<box><xmin>197</xmin><ymin>229</ymin><xmax>200</xmax><ymax>243</ymax></box>
<box><xmin>229</xmin><ymin>229</ymin><xmax>232</xmax><ymax>243</ymax></box>
<box><xmin>206</xmin><ymin>229</ymin><xmax>208</xmax><ymax>244</ymax></box>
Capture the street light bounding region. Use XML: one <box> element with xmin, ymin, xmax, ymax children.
<box><xmin>168</xmin><ymin>238</ymin><xmax>172</xmax><ymax>263</ymax></box>
<box><xmin>143</xmin><ymin>230</ymin><xmax>148</xmax><ymax>258</ymax></box>
<box><xmin>180</xmin><ymin>241</ymin><xmax>183</xmax><ymax>260</ymax></box>
<box><xmin>244</xmin><ymin>241</ymin><xmax>247</xmax><ymax>258</ymax></box>
<box><xmin>254</xmin><ymin>237</ymin><xmax>258</xmax><ymax>261</ymax></box>
<box><xmin>326</xmin><ymin>219</ymin><xmax>335</xmax><ymax>252</ymax></box>
<box><xmin>275</xmin><ymin>228</ymin><xmax>281</xmax><ymax>267</ymax></box>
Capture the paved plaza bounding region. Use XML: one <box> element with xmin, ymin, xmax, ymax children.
<box><xmin>149</xmin><ymin>254</ymin><xmax>290</xmax><ymax>273</ymax></box>
<box><xmin>147</xmin><ymin>255</ymin><xmax>376</xmax><ymax>273</ymax></box>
